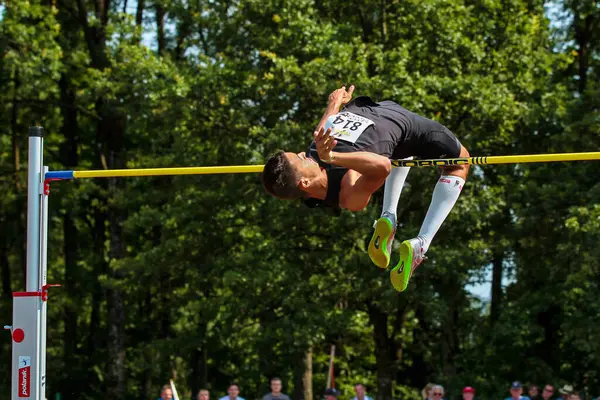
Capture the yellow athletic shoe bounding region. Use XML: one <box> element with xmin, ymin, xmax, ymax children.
<box><xmin>368</xmin><ymin>212</ymin><xmax>397</xmax><ymax>269</ymax></box>
<box><xmin>390</xmin><ymin>237</ymin><xmax>426</xmax><ymax>292</ymax></box>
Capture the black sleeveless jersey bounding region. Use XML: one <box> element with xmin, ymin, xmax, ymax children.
<box><xmin>304</xmin><ymin>96</ymin><xmax>460</xmax><ymax>211</ymax></box>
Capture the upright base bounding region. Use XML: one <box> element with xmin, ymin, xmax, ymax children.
<box><xmin>11</xmin><ymin>293</ymin><xmax>43</xmax><ymax>399</ymax></box>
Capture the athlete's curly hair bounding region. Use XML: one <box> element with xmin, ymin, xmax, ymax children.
<box><xmin>262</xmin><ymin>150</ymin><xmax>304</xmax><ymax>200</ymax></box>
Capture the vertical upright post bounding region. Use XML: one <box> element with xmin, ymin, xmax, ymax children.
<box><xmin>26</xmin><ymin>127</ymin><xmax>43</xmax><ymax>292</ymax></box>
<box><xmin>39</xmin><ymin>166</ymin><xmax>49</xmax><ymax>400</ymax></box>
<box><xmin>11</xmin><ymin>126</ymin><xmax>45</xmax><ymax>400</ymax></box>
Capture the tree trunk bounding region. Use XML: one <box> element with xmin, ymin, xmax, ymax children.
<box><xmin>536</xmin><ymin>305</ymin><xmax>562</xmax><ymax>369</ymax></box>
<box><xmin>136</xmin><ymin>0</ymin><xmax>145</xmax><ymax>26</ymax></box>
<box><xmin>141</xmin><ymin>344</ymin><xmax>154</xmax><ymax>400</ymax></box>
<box><xmin>490</xmin><ymin>250</ymin><xmax>503</xmax><ymax>324</ymax></box>
<box><xmin>77</xmin><ymin>0</ymin><xmax>128</xmax><ymax>396</ymax></box>
<box><xmin>175</xmin><ymin>12</ymin><xmax>192</xmax><ymax>61</ymax></box>
<box><xmin>59</xmin><ymin>76</ymin><xmax>80</xmax><ymax>168</ymax></box>
<box><xmin>573</xmin><ymin>12</ymin><xmax>592</xmax><ymax>93</ymax></box>
<box><xmin>293</xmin><ymin>347</ymin><xmax>313</xmax><ymax>400</ymax></box>
<box><xmin>380</xmin><ymin>0</ymin><xmax>387</xmax><ymax>44</ymax></box>
<box><xmin>106</xmin><ymin>282</ymin><xmax>126</xmax><ymax>399</ymax></box>
<box><xmin>104</xmin><ymin>126</ymin><xmax>127</xmax><ymax>400</ymax></box>
<box><xmin>368</xmin><ymin>304</ymin><xmax>397</xmax><ymax>400</ymax></box>
<box><xmin>357</xmin><ymin>6</ymin><xmax>376</xmax><ymax>76</ymax></box>
<box><xmin>156</xmin><ymin>4</ymin><xmax>166</xmax><ymax>54</ymax></box>
<box><xmin>1</xmin><ymin>241</ymin><xmax>10</xmax><ymax>298</ymax></box>
<box><xmin>188</xmin><ymin>309</ymin><xmax>208</xmax><ymax>397</ymax></box>
<box><xmin>303</xmin><ymin>348</ymin><xmax>313</xmax><ymax>400</ymax></box>
<box><xmin>62</xmin><ymin>212</ymin><xmax>80</xmax><ymax>400</ymax></box>
<box><xmin>409</xmin><ymin>303</ymin><xmax>431</xmax><ymax>390</ymax></box>
<box><xmin>11</xmin><ymin>67</ymin><xmax>26</xmax><ymax>283</ymax></box>
<box><xmin>55</xmin><ymin>18</ymin><xmax>84</xmax><ymax>400</ymax></box>
<box><xmin>440</xmin><ymin>293</ymin><xmax>460</xmax><ymax>378</ymax></box>
<box><xmin>105</xmin><ymin>182</ymin><xmax>127</xmax><ymax>399</ymax></box>
<box><xmin>87</xmin><ymin>205</ymin><xmax>107</xmax><ymax>355</ymax></box>
<box><xmin>190</xmin><ymin>346</ymin><xmax>207</xmax><ymax>398</ymax></box>
<box><xmin>11</xmin><ymin>68</ymin><xmax>21</xmax><ymax>192</ymax></box>
<box><xmin>58</xmin><ymin>72</ymin><xmax>81</xmax><ymax>400</ymax></box>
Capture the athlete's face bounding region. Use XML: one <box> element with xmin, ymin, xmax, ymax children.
<box><xmin>284</xmin><ymin>152</ymin><xmax>320</xmax><ymax>179</ymax></box>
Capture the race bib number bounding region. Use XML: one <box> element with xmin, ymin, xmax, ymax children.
<box><xmin>324</xmin><ymin>111</ymin><xmax>374</xmax><ymax>144</ymax></box>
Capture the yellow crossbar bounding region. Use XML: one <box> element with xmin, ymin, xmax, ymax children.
<box><xmin>58</xmin><ymin>152</ymin><xmax>600</xmax><ymax>179</ymax></box>
<box><xmin>73</xmin><ymin>165</ymin><xmax>265</xmax><ymax>178</ymax></box>
<box><xmin>391</xmin><ymin>152</ymin><xmax>600</xmax><ymax>168</ymax></box>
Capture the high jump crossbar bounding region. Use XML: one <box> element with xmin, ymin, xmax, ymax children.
<box><xmin>8</xmin><ymin>126</ymin><xmax>600</xmax><ymax>400</ymax></box>
<box><xmin>44</xmin><ymin>152</ymin><xmax>600</xmax><ymax>180</ymax></box>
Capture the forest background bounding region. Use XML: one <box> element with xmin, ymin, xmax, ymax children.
<box><xmin>1</xmin><ymin>0</ymin><xmax>599</xmax><ymax>399</ymax></box>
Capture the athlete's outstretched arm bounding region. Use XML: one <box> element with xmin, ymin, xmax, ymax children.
<box><xmin>315</xmin><ymin>125</ymin><xmax>391</xmax><ymax>211</ymax></box>
<box><xmin>314</xmin><ymin>85</ymin><xmax>355</xmax><ymax>134</ymax></box>
<box><xmin>314</xmin><ymin>127</ymin><xmax>391</xmax><ymax>178</ymax></box>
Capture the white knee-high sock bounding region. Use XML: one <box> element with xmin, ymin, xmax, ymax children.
<box><xmin>418</xmin><ymin>175</ymin><xmax>465</xmax><ymax>253</ymax></box>
<box><xmin>381</xmin><ymin>158</ymin><xmax>412</xmax><ymax>216</ymax></box>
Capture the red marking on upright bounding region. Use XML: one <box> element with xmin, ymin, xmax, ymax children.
<box><xmin>13</xmin><ymin>328</ymin><xmax>25</xmax><ymax>343</ymax></box>
<box><xmin>19</xmin><ymin>364</ymin><xmax>30</xmax><ymax>397</ymax></box>
<box><xmin>13</xmin><ymin>292</ymin><xmax>42</xmax><ymax>297</ymax></box>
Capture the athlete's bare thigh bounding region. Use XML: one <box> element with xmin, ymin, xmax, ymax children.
<box><xmin>441</xmin><ymin>145</ymin><xmax>470</xmax><ymax>180</ymax></box>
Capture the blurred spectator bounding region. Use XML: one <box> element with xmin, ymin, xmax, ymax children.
<box><xmin>529</xmin><ymin>385</ymin><xmax>542</xmax><ymax>400</ymax></box>
<box><xmin>432</xmin><ymin>385</ymin><xmax>445</xmax><ymax>400</ymax></box>
<box><xmin>541</xmin><ymin>385</ymin><xmax>555</xmax><ymax>400</ymax></box>
<box><xmin>198</xmin><ymin>389</ymin><xmax>210</xmax><ymax>400</ymax></box>
<box><xmin>325</xmin><ymin>388</ymin><xmax>340</xmax><ymax>400</ymax></box>
<box><xmin>158</xmin><ymin>385</ymin><xmax>173</xmax><ymax>400</ymax></box>
<box><xmin>568</xmin><ymin>393</ymin><xmax>580</xmax><ymax>400</ymax></box>
<box><xmin>559</xmin><ymin>385</ymin><xmax>574</xmax><ymax>400</ymax></box>
<box><xmin>505</xmin><ymin>381</ymin><xmax>531</xmax><ymax>400</ymax></box>
<box><xmin>352</xmin><ymin>383</ymin><xmax>373</xmax><ymax>400</ymax></box>
<box><xmin>422</xmin><ymin>384</ymin><xmax>435</xmax><ymax>400</ymax></box>
<box><xmin>263</xmin><ymin>378</ymin><xmax>290</xmax><ymax>400</ymax></box>
<box><xmin>219</xmin><ymin>384</ymin><xmax>245</xmax><ymax>400</ymax></box>
<box><xmin>463</xmin><ymin>387</ymin><xmax>475</xmax><ymax>400</ymax></box>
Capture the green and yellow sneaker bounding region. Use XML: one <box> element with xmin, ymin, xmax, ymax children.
<box><xmin>390</xmin><ymin>237</ymin><xmax>426</xmax><ymax>292</ymax></box>
<box><xmin>368</xmin><ymin>212</ymin><xmax>397</xmax><ymax>269</ymax></box>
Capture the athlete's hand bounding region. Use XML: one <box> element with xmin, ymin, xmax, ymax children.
<box><xmin>329</xmin><ymin>85</ymin><xmax>355</xmax><ymax>107</ymax></box>
<box><xmin>314</xmin><ymin>126</ymin><xmax>337</xmax><ymax>163</ymax></box>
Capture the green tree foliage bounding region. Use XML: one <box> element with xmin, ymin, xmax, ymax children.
<box><xmin>1</xmin><ymin>0</ymin><xmax>599</xmax><ymax>399</ymax></box>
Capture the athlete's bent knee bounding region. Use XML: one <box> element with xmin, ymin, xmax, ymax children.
<box><xmin>441</xmin><ymin>145</ymin><xmax>469</xmax><ymax>178</ymax></box>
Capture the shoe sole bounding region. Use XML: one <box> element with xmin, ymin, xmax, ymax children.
<box><xmin>368</xmin><ymin>218</ymin><xmax>394</xmax><ymax>269</ymax></box>
<box><xmin>390</xmin><ymin>240</ymin><xmax>413</xmax><ymax>292</ymax></box>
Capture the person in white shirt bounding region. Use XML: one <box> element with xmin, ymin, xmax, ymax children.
<box><xmin>219</xmin><ymin>384</ymin><xmax>245</xmax><ymax>400</ymax></box>
<box><xmin>504</xmin><ymin>381</ymin><xmax>530</xmax><ymax>400</ymax></box>
<box><xmin>351</xmin><ymin>383</ymin><xmax>373</xmax><ymax>400</ymax></box>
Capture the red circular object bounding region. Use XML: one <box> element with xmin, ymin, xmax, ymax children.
<box><xmin>13</xmin><ymin>328</ymin><xmax>25</xmax><ymax>343</ymax></box>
